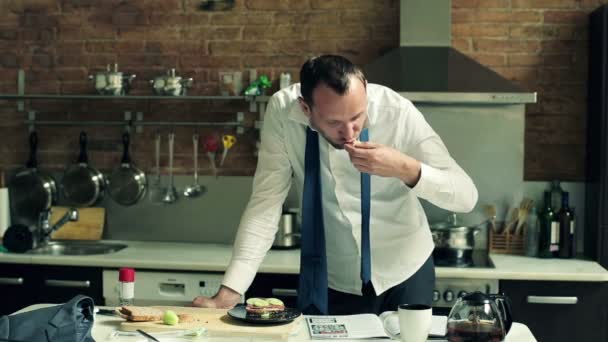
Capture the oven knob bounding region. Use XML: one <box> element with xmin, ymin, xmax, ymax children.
<box><xmin>433</xmin><ymin>290</ymin><xmax>440</xmax><ymax>302</ymax></box>
<box><xmin>444</xmin><ymin>290</ymin><xmax>454</xmax><ymax>302</ymax></box>
<box><xmin>458</xmin><ymin>291</ymin><xmax>468</xmax><ymax>298</ymax></box>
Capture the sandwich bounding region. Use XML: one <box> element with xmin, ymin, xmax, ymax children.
<box><xmin>245</xmin><ymin>297</ymin><xmax>285</xmax><ymax>316</ymax></box>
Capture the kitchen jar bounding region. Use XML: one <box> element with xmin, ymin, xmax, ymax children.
<box><xmin>272</xmin><ymin>211</ymin><xmax>300</xmax><ymax>249</ymax></box>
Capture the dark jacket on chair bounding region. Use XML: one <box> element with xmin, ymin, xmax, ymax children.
<box><xmin>0</xmin><ymin>295</ymin><xmax>95</xmax><ymax>342</ymax></box>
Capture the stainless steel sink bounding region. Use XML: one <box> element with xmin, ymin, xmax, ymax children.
<box><xmin>27</xmin><ymin>241</ymin><xmax>127</xmax><ymax>256</ymax></box>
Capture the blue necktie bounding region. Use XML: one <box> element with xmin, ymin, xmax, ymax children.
<box><xmin>359</xmin><ymin>129</ymin><xmax>371</xmax><ymax>285</ymax></box>
<box><xmin>297</xmin><ymin>127</ymin><xmax>371</xmax><ymax>315</ymax></box>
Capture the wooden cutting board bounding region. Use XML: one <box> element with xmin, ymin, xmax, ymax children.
<box><xmin>120</xmin><ymin>306</ymin><xmax>302</xmax><ymax>340</ymax></box>
<box><xmin>49</xmin><ymin>206</ymin><xmax>104</xmax><ymax>240</ymax></box>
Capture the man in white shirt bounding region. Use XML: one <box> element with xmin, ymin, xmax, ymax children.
<box><xmin>192</xmin><ymin>55</ymin><xmax>478</xmax><ymax>314</ymax></box>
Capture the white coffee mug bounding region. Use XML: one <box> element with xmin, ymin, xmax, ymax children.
<box><xmin>398</xmin><ymin>304</ymin><xmax>432</xmax><ymax>342</ymax></box>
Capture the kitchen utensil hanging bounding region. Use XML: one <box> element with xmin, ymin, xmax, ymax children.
<box><xmin>184</xmin><ymin>133</ymin><xmax>206</xmax><ymax>198</ymax></box>
<box><xmin>8</xmin><ymin>131</ymin><xmax>57</xmax><ymax>227</ymax></box>
<box><xmin>147</xmin><ymin>132</ymin><xmax>166</xmax><ymax>203</ymax></box>
<box><xmin>108</xmin><ymin>132</ymin><xmax>147</xmax><ymax>206</ymax></box>
<box><xmin>61</xmin><ymin>132</ymin><xmax>106</xmax><ymax>207</ymax></box>
<box><xmin>162</xmin><ymin>132</ymin><xmax>177</xmax><ymax>203</ymax></box>
<box><xmin>204</xmin><ymin>134</ymin><xmax>219</xmax><ymax>177</ymax></box>
<box><xmin>220</xmin><ymin>134</ymin><xmax>236</xmax><ymax>166</ymax></box>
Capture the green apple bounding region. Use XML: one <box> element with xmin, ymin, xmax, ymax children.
<box><xmin>163</xmin><ymin>310</ymin><xmax>179</xmax><ymax>325</ymax></box>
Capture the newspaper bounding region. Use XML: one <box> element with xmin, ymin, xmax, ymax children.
<box><xmin>306</xmin><ymin>312</ymin><xmax>448</xmax><ymax>339</ymax></box>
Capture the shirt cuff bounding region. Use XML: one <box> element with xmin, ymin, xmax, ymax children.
<box><xmin>411</xmin><ymin>162</ymin><xmax>447</xmax><ymax>200</ymax></box>
<box><xmin>222</xmin><ymin>260</ymin><xmax>258</xmax><ymax>296</ymax></box>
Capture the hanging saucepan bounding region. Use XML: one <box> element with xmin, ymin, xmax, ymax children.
<box><xmin>107</xmin><ymin>132</ymin><xmax>147</xmax><ymax>206</ymax></box>
<box><xmin>8</xmin><ymin>131</ymin><xmax>57</xmax><ymax>227</ymax></box>
<box><xmin>61</xmin><ymin>132</ymin><xmax>106</xmax><ymax>207</ymax></box>
<box><xmin>430</xmin><ymin>213</ymin><xmax>483</xmax><ymax>260</ymax></box>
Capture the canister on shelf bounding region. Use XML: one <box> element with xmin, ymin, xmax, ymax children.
<box><xmin>280</xmin><ymin>72</ymin><xmax>291</xmax><ymax>89</ymax></box>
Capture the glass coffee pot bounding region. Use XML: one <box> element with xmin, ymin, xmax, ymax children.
<box><xmin>446</xmin><ymin>291</ymin><xmax>513</xmax><ymax>342</ymax></box>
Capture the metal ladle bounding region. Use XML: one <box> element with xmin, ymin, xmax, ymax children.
<box><xmin>184</xmin><ymin>133</ymin><xmax>206</xmax><ymax>198</ymax></box>
<box><xmin>162</xmin><ymin>132</ymin><xmax>177</xmax><ymax>203</ymax></box>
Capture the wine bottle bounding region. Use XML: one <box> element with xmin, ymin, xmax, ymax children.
<box><xmin>549</xmin><ymin>180</ymin><xmax>563</xmax><ymax>211</ymax></box>
<box><xmin>538</xmin><ymin>191</ymin><xmax>556</xmax><ymax>258</ymax></box>
<box><xmin>558</xmin><ymin>192</ymin><xmax>574</xmax><ymax>258</ymax></box>
<box><xmin>525</xmin><ymin>206</ymin><xmax>539</xmax><ymax>257</ymax></box>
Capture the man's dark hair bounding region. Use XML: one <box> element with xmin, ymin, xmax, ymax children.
<box><xmin>299</xmin><ymin>55</ymin><xmax>366</xmax><ymax>107</ymax></box>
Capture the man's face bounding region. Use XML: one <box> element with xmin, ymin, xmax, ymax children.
<box><xmin>300</xmin><ymin>77</ymin><xmax>368</xmax><ymax>149</ymax></box>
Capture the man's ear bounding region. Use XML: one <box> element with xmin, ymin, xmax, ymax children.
<box><xmin>298</xmin><ymin>97</ymin><xmax>312</xmax><ymax>118</ymax></box>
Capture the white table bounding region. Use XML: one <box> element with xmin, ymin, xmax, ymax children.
<box><xmin>13</xmin><ymin>305</ymin><xmax>537</xmax><ymax>341</ymax></box>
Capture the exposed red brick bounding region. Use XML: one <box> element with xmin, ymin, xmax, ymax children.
<box><xmin>246</xmin><ymin>0</ymin><xmax>310</xmax><ymax>11</ymax></box>
<box><xmin>310</xmin><ymin>0</ymin><xmax>341</xmax><ymax>9</ymax></box>
<box><xmin>452</xmin><ymin>0</ymin><xmax>510</xmax><ymax>8</ymax></box>
<box><xmin>243</xmin><ymin>25</ymin><xmax>305</xmax><ymax>40</ymax></box>
<box><xmin>308</xmin><ymin>25</ymin><xmax>370</xmax><ymax>40</ymax></box>
<box><xmin>468</xmin><ymin>53</ymin><xmax>507</xmax><ymax>66</ymax></box>
<box><xmin>209</xmin><ymin>41</ymin><xmax>277</xmax><ymax>56</ymax></box>
<box><xmin>476</xmin><ymin>10</ymin><xmax>541</xmax><ymax>23</ymax></box>
<box><xmin>453</xmin><ymin>23</ymin><xmax>509</xmax><ymax>37</ymax></box>
<box><xmin>507</xmin><ymin>54</ymin><xmax>544</xmax><ymax>66</ymax></box>
<box><xmin>452</xmin><ymin>38</ymin><xmax>472</xmax><ymax>52</ymax></box>
<box><xmin>512</xmin><ymin>0</ymin><xmax>575</xmax><ymax>9</ymax></box>
<box><xmin>473</xmin><ymin>39</ymin><xmax>541</xmax><ymax>53</ymax></box>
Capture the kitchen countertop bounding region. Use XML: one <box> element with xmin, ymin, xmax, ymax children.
<box><xmin>1</xmin><ymin>240</ymin><xmax>607</xmax><ymax>282</ymax></box>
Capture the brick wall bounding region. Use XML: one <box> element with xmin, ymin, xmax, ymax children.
<box><xmin>0</xmin><ymin>0</ymin><xmax>604</xmax><ymax>181</ymax></box>
<box><xmin>454</xmin><ymin>0</ymin><xmax>607</xmax><ymax>180</ymax></box>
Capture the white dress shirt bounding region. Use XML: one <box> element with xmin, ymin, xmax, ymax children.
<box><xmin>222</xmin><ymin>83</ymin><xmax>478</xmax><ymax>296</ymax></box>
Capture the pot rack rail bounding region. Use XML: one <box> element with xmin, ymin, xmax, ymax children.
<box><xmin>2</xmin><ymin>69</ymin><xmax>270</xmax><ymax>134</ymax></box>
<box><xmin>22</xmin><ymin>111</ymin><xmax>247</xmax><ymax>134</ymax></box>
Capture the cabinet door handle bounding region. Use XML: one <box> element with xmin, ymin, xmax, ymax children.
<box><xmin>44</xmin><ymin>279</ymin><xmax>91</xmax><ymax>288</ymax></box>
<box><xmin>526</xmin><ymin>296</ymin><xmax>578</xmax><ymax>305</ymax></box>
<box><xmin>271</xmin><ymin>288</ymin><xmax>298</xmax><ymax>297</ymax></box>
<box><xmin>0</xmin><ymin>277</ymin><xmax>24</xmax><ymax>285</ymax></box>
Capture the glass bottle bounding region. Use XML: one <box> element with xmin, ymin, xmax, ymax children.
<box><xmin>549</xmin><ymin>180</ymin><xmax>563</xmax><ymax>212</ymax></box>
<box><xmin>525</xmin><ymin>206</ymin><xmax>539</xmax><ymax>257</ymax></box>
<box><xmin>538</xmin><ymin>191</ymin><xmax>556</xmax><ymax>258</ymax></box>
<box><xmin>557</xmin><ymin>192</ymin><xmax>574</xmax><ymax>258</ymax></box>
<box><xmin>119</xmin><ymin>267</ymin><xmax>135</xmax><ymax>306</ymax></box>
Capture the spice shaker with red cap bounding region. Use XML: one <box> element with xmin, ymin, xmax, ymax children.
<box><xmin>119</xmin><ymin>267</ymin><xmax>135</xmax><ymax>305</ymax></box>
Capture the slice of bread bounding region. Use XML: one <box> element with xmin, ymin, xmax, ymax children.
<box><xmin>177</xmin><ymin>313</ymin><xmax>198</xmax><ymax>323</ymax></box>
<box><xmin>117</xmin><ymin>306</ymin><xmax>163</xmax><ymax>322</ymax></box>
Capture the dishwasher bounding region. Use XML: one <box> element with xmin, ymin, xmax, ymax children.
<box><xmin>102</xmin><ymin>269</ymin><xmax>229</xmax><ymax>306</ymax></box>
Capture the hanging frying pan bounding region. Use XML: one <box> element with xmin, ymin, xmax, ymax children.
<box><xmin>107</xmin><ymin>132</ymin><xmax>147</xmax><ymax>206</ymax></box>
<box><xmin>61</xmin><ymin>131</ymin><xmax>107</xmax><ymax>207</ymax></box>
<box><xmin>8</xmin><ymin>131</ymin><xmax>57</xmax><ymax>227</ymax></box>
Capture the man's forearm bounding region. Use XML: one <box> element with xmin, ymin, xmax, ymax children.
<box><xmin>398</xmin><ymin>154</ymin><xmax>422</xmax><ymax>187</ymax></box>
<box><xmin>213</xmin><ymin>285</ymin><xmax>242</xmax><ymax>307</ymax></box>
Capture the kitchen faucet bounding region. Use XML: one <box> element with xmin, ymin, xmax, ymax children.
<box><xmin>34</xmin><ymin>208</ymin><xmax>79</xmax><ymax>248</ymax></box>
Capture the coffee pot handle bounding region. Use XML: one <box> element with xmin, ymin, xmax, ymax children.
<box><xmin>491</xmin><ymin>294</ymin><xmax>513</xmax><ymax>334</ymax></box>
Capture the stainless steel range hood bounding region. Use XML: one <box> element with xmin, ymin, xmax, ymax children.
<box><xmin>364</xmin><ymin>0</ymin><xmax>537</xmax><ymax>104</ymax></box>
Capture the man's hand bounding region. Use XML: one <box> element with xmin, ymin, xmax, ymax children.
<box><xmin>344</xmin><ymin>141</ymin><xmax>421</xmax><ymax>187</ymax></box>
<box><xmin>192</xmin><ymin>285</ymin><xmax>241</xmax><ymax>309</ymax></box>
